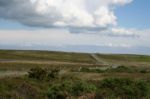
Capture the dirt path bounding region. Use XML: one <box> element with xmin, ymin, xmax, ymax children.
<box><xmin>0</xmin><ymin>69</ymin><xmax>68</xmax><ymax>78</ymax></box>
<box><xmin>91</xmin><ymin>54</ymin><xmax>120</xmax><ymax>68</ymax></box>
<box><xmin>0</xmin><ymin>71</ymin><xmax>27</xmax><ymax>78</ymax></box>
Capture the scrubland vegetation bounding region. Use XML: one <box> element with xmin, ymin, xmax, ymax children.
<box><xmin>0</xmin><ymin>50</ymin><xmax>150</xmax><ymax>99</ymax></box>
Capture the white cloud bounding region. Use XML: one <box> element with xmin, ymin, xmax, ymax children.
<box><xmin>94</xmin><ymin>6</ymin><xmax>117</xmax><ymax>27</ymax></box>
<box><xmin>113</xmin><ymin>0</ymin><xmax>133</xmax><ymax>5</ymax></box>
<box><xmin>32</xmin><ymin>0</ymin><xmax>132</xmax><ymax>28</ymax></box>
<box><xmin>0</xmin><ymin>0</ymin><xmax>133</xmax><ymax>31</ymax></box>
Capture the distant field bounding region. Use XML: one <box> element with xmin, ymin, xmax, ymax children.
<box><xmin>0</xmin><ymin>50</ymin><xmax>149</xmax><ymax>63</ymax></box>
<box><xmin>97</xmin><ymin>54</ymin><xmax>150</xmax><ymax>62</ymax></box>
<box><xmin>0</xmin><ymin>50</ymin><xmax>150</xmax><ymax>71</ymax></box>
<box><xmin>0</xmin><ymin>50</ymin><xmax>96</xmax><ymax>63</ymax></box>
<box><xmin>0</xmin><ymin>50</ymin><xmax>99</xmax><ymax>71</ymax></box>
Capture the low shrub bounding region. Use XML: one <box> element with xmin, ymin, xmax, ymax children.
<box><xmin>139</xmin><ymin>69</ymin><xmax>147</xmax><ymax>73</ymax></box>
<box><xmin>47</xmin><ymin>69</ymin><xmax>60</xmax><ymax>80</ymax></box>
<box><xmin>28</xmin><ymin>67</ymin><xmax>60</xmax><ymax>81</ymax></box>
<box><xmin>28</xmin><ymin>67</ymin><xmax>47</xmax><ymax>80</ymax></box>
<box><xmin>47</xmin><ymin>80</ymin><xmax>96</xmax><ymax>99</ymax></box>
<box><xmin>71</xmin><ymin>81</ymin><xmax>97</xmax><ymax>96</ymax></box>
<box><xmin>96</xmin><ymin>78</ymin><xmax>149</xmax><ymax>99</ymax></box>
<box><xmin>106</xmin><ymin>66</ymin><xmax>134</xmax><ymax>73</ymax></box>
<box><xmin>80</xmin><ymin>66</ymin><xmax>135</xmax><ymax>73</ymax></box>
<box><xmin>80</xmin><ymin>67</ymin><xmax>104</xmax><ymax>73</ymax></box>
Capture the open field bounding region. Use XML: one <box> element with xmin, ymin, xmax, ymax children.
<box><xmin>0</xmin><ymin>50</ymin><xmax>150</xmax><ymax>99</ymax></box>
<box><xmin>0</xmin><ymin>50</ymin><xmax>96</xmax><ymax>63</ymax></box>
<box><xmin>0</xmin><ymin>50</ymin><xmax>150</xmax><ymax>81</ymax></box>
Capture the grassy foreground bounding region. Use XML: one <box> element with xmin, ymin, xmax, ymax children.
<box><xmin>0</xmin><ymin>67</ymin><xmax>150</xmax><ymax>99</ymax></box>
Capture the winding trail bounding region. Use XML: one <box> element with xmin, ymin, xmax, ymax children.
<box><xmin>0</xmin><ymin>59</ymin><xmax>94</xmax><ymax>66</ymax></box>
<box><xmin>91</xmin><ymin>53</ymin><xmax>120</xmax><ymax>68</ymax></box>
<box><xmin>90</xmin><ymin>53</ymin><xmax>109</xmax><ymax>65</ymax></box>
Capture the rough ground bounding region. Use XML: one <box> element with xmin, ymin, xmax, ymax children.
<box><xmin>0</xmin><ymin>53</ymin><xmax>121</xmax><ymax>77</ymax></box>
<box><xmin>0</xmin><ymin>59</ymin><xmax>94</xmax><ymax>78</ymax></box>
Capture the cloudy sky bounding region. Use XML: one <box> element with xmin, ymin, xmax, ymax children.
<box><xmin>0</xmin><ymin>0</ymin><xmax>150</xmax><ymax>54</ymax></box>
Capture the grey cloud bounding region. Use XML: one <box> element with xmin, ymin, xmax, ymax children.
<box><xmin>68</xmin><ymin>27</ymin><xmax>107</xmax><ymax>34</ymax></box>
<box><xmin>106</xmin><ymin>32</ymin><xmax>139</xmax><ymax>38</ymax></box>
<box><xmin>0</xmin><ymin>0</ymin><xmax>34</xmax><ymax>18</ymax></box>
<box><xmin>69</xmin><ymin>27</ymin><xmax>139</xmax><ymax>38</ymax></box>
<box><xmin>0</xmin><ymin>0</ymin><xmax>42</xmax><ymax>29</ymax></box>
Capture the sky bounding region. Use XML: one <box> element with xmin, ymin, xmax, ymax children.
<box><xmin>0</xmin><ymin>0</ymin><xmax>150</xmax><ymax>55</ymax></box>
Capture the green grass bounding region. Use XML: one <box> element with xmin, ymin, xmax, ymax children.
<box><xmin>0</xmin><ymin>77</ymin><xmax>49</xmax><ymax>99</ymax></box>
<box><xmin>0</xmin><ymin>75</ymin><xmax>150</xmax><ymax>99</ymax></box>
